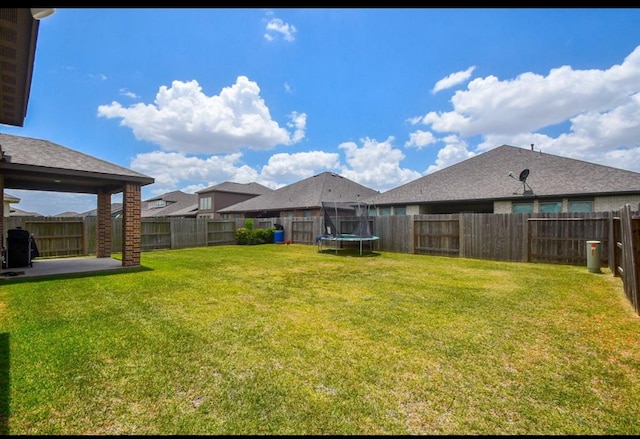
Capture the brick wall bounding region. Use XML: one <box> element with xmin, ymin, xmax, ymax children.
<box><xmin>122</xmin><ymin>184</ymin><xmax>141</xmax><ymax>267</ymax></box>
<box><xmin>96</xmin><ymin>191</ymin><xmax>112</xmax><ymax>258</ymax></box>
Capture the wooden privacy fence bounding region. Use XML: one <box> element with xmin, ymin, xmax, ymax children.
<box><xmin>1</xmin><ymin>212</ymin><xmax>628</xmax><ymax>264</ymax></box>
<box><xmin>612</xmin><ymin>204</ymin><xmax>640</xmax><ymax>315</ymax></box>
<box><xmin>4</xmin><ymin>209</ymin><xmax>639</xmax><ymax>313</ymax></box>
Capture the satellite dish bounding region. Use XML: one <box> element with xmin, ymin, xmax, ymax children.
<box><xmin>508</xmin><ymin>168</ymin><xmax>533</xmax><ymax>195</ymax></box>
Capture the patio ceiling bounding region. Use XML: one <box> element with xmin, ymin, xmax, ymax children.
<box><xmin>0</xmin><ymin>8</ymin><xmax>40</xmax><ymax>128</ymax></box>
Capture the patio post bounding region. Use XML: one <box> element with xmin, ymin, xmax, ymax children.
<box><xmin>122</xmin><ymin>183</ymin><xmax>142</xmax><ymax>267</ymax></box>
<box><xmin>96</xmin><ymin>190</ymin><xmax>112</xmax><ymax>258</ymax></box>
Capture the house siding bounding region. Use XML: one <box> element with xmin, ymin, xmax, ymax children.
<box><xmin>494</xmin><ymin>195</ymin><xmax>640</xmax><ymax>214</ymax></box>
<box><xmin>197</xmin><ymin>191</ymin><xmax>266</xmax><ymax>219</ymax></box>
<box><xmin>594</xmin><ymin>195</ymin><xmax>640</xmax><ymax>212</ymax></box>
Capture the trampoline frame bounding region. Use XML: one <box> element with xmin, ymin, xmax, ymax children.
<box><xmin>317</xmin><ymin>233</ymin><xmax>380</xmax><ymax>256</ymax></box>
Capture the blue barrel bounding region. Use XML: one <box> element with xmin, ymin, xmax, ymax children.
<box><xmin>274</xmin><ymin>230</ymin><xmax>284</xmax><ymax>243</ymax></box>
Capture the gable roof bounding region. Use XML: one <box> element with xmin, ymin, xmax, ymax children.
<box><xmin>367</xmin><ymin>145</ymin><xmax>640</xmax><ymax>205</ymax></box>
<box><xmin>219</xmin><ymin>172</ymin><xmax>380</xmax><ymax>213</ymax></box>
<box><xmin>53</xmin><ymin>211</ymin><xmax>83</xmax><ymax>217</ymax></box>
<box><xmin>165</xmin><ymin>204</ymin><xmax>199</xmax><ymax>218</ymax></box>
<box><xmin>197</xmin><ymin>181</ymin><xmax>273</xmax><ymax>196</ymax></box>
<box><xmin>3</xmin><ymin>192</ymin><xmax>20</xmax><ymax>203</ymax></box>
<box><xmin>0</xmin><ymin>133</ymin><xmax>154</xmax><ymax>194</ymax></box>
<box><xmin>141</xmin><ymin>190</ymin><xmax>198</xmax><ymax>218</ymax></box>
<box><xmin>9</xmin><ymin>206</ymin><xmax>41</xmax><ymax>217</ymax></box>
<box><xmin>81</xmin><ymin>203</ymin><xmax>124</xmax><ymax>217</ymax></box>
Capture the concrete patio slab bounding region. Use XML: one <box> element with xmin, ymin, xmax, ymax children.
<box><xmin>1</xmin><ymin>257</ymin><xmax>135</xmax><ymax>280</ymax></box>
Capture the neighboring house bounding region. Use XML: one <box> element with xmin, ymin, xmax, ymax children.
<box><xmin>218</xmin><ymin>172</ymin><xmax>380</xmax><ymax>219</ymax></box>
<box><xmin>3</xmin><ymin>192</ymin><xmax>20</xmax><ymax>217</ymax></box>
<box><xmin>141</xmin><ymin>191</ymin><xmax>198</xmax><ymax>218</ymax></box>
<box><xmin>9</xmin><ymin>207</ymin><xmax>42</xmax><ymax>217</ymax></box>
<box><xmin>2</xmin><ymin>192</ymin><xmax>41</xmax><ymax>217</ymax></box>
<box><xmin>54</xmin><ymin>211</ymin><xmax>82</xmax><ymax>217</ymax></box>
<box><xmin>81</xmin><ymin>203</ymin><xmax>123</xmax><ymax>218</ymax></box>
<box><xmin>365</xmin><ymin>144</ymin><xmax>640</xmax><ymax>215</ymax></box>
<box><xmin>196</xmin><ymin>182</ymin><xmax>273</xmax><ymax>219</ymax></box>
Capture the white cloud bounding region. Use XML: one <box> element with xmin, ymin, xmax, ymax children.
<box><xmin>130</xmin><ymin>151</ymin><xmax>259</xmax><ymax>189</ymax></box>
<box><xmin>264</xmin><ymin>17</ymin><xmax>297</xmax><ymax>42</ymax></box>
<box><xmin>405</xmin><ymin>129</ymin><xmax>437</xmax><ymax>150</ymax></box>
<box><xmin>260</xmin><ymin>151</ymin><xmax>340</xmax><ymax>182</ymax></box>
<box><xmin>287</xmin><ymin>111</ymin><xmax>307</xmax><ymax>143</ymax></box>
<box><xmin>338</xmin><ymin>137</ymin><xmax>422</xmax><ymax>192</ymax></box>
<box><xmin>432</xmin><ymin>66</ymin><xmax>476</xmax><ymax>93</ymax></box>
<box><xmin>425</xmin><ymin>136</ymin><xmax>475</xmax><ymax>175</ymax></box>
<box><xmin>418</xmin><ymin>45</ymin><xmax>640</xmax><ymax>173</ymax></box>
<box><xmin>97</xmin><ymin>76</ymin><xmax>305</xmax><ymax>154</ymax></box>
<box><xmin>119</xmin><ymin>88</ymin><xmax>139</xmax><ymax>99</ymax></box>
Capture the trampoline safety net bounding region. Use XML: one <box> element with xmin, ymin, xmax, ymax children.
<box><xmin>321</xmin><ymin>201</ymin><xmax>375</xmax><ymax>238</ymax></box>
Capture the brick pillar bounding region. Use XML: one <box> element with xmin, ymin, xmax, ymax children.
<box><xmin>96</xmin><ymin>191</ymin><xmax>112</xmax><ymax>258</ymax></box>
<box><xmin>122</xmin><ymin>183</ymin><xmax>142</xmax><ymax>267</ymax></box>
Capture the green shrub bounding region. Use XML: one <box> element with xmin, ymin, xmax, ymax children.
<box><xmin>254</xmin><ymin>227</ymin><xmax>275</xmax><ymax>244</ymax></box>
<box><xmin>235</xmin><ymin>227</ymin><xmax>249</xmax><ymax>245</ymax></box>
<box><xmin>236</xmin><ymin>225</ymin><xmax>276</xmax><ymax>245</ymax></box>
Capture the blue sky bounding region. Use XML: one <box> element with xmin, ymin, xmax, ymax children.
<box><xmin>3</xmin><ymin>8</ymin><xmax>640</xmax><ymax>215</ymax></box>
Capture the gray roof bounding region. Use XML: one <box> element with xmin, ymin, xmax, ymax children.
<box><xmin>0</xmin><ymin>133</ymin><xmax>154</xmax><ymax>194</ymax></box>
<box><xmin>196</xmin><ymin>181</ymin><xmax>273</xmax><ymax>196</ymax></box>
<box><xmin>53</xmin><ymin>211</ymin><xmax>83</xmax><ymax>217</ymax></box>
<box><xmin>165</xmin><ymin>204</ymin><xmax>199</xmax><ymax>217</ymax></box>
<box><xmin>9</xmin><ymin>207</ymin><xmax>42</xmax><ymax>217</ymax></box>
<box><xmin>81</xmin><ymin>203</ymin><xmax>124</xmax><ymax>217</ymax></box>
<box><xmin>219</xmin><ymin>172</ymin><xmax>380</xmax><ymax>213</ymax></box>
<box><xmin>3</xmin><ymin>192</ymin><xmax>20</xmax><ymax>203</ymax></box>
<box><xmin>141</xmin><ymin>190</ymin><xmax>198</xmax><ymax>218</ymax></box>
<box><xmin>366</xmin><ymin>145</ymin><xmax>640</xmax><ymax>205</ymax></box>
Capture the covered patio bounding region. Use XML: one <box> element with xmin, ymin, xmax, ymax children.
<box><xmin>0</xmin><ymin>133</ymin><xmax>155</xmax><ymax>271</ymax></box>
<box><xmin>0</xmin><ymin>8</ymin><xmax>155</xmax><ymax>276</ymax></box>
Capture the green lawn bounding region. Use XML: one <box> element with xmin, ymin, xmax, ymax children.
<box><xmin>1</xmin><ymin>244</ymin><xmax>639</xmax><ymax>435</ymax></box>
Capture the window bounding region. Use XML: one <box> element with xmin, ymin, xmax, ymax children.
<box><xmin>199</xmin><ymin>197</ymin><xmax>211</xmax><ymax>210</ymax></box>
<box><xmin>512</xmin><ymin>202</ymin><xmax>533</xmax><ymax>213</ymax></box>
<box><xmin>379</xmin><ymin>207</ymin><xmax>392</xmax><ymax>216</ymax></box>
<box><xmin>149</xmin><ymin>200</ymin><xmax>166</xmax><ymax>209</ymax></box>
<box><xmin>284</xmin><ymin>211</ymin><xmax>294</xmax><ymax>218</ymax></box>
<box><xmin>568</xmin><ymin>200</ymin><xmax>593</xmax><ymax>213</ymax></box>
<box><xmin>539</xmin><ymin>200</ymin><xmax>562</xmax><ymax>213</ymax></box>
<box><xmin>303</xmin><ymin>210</ymin><xmax>312</xmax><ymax>218</ymax></box>
<box><xmin>394</xmin><ymin>206</ymin><xmax>406</xmax><ymax>216</ymax></box>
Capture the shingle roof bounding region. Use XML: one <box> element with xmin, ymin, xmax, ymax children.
<box><xmin>219</xmin><ymin>172</ymin><xmax>380</xmax><ymax>213</ymax></box>
<box><xmin>81</xmin><ymin>203</ymin><xmax>124</xmax><ymax>217</ymax></box>
<box><xmin>9</xmin><ymin>207</ymin><xmax>42</xmax><ymax>217</ymax></box>
<box><xmin>141</xmin><ymin>191</ymin><xmax>198</xmax><ymax>218</ymax></box>
<box><xmin>165</xmin><ymin>204</ymin><xmax>199</xmax><ymax>217</ymax></box>
<box><xmin>366</xmin><ymin>145</ymin><xmax>640</xmax><ymax>205</ymax></box>
<box><xmin>0</xmin><ymin>133</ymin><xmax>152</xmax><ymax>180</ymax></box>
<box><xmin>3</xmin><ymin>192</ymin><xmax>20</xmax><ymax>203</ymax></box>
<box><xmin>54</xmin><ymin>211</ymin><xmax>82</xmax><ymax>217</ymax></box>
<box><xmin>197</xmin><ymin>181</ymin><xmax>273</xmax><ymax>195</ymax></box>
<box><xmin>0</xmin><ymin>133</ymin><xmax>154</xmax><ymax>195</ymax></box>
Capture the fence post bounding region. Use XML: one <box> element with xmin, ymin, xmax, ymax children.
<box><xmin>458</xmin><ymin>214</ymin><xmax>464</xmax><ymax>257</ymax></box>
<box><xmin>620</xmin><ymin>204</ymin><xmax>639</xmax><ymax>314</ymax></box>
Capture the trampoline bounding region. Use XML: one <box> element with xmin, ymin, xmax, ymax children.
<box><xmin>318</xmin><ymin>201</ymin><xmax>379</xmax><ymax>256</ymax></box>
<box><xmin>317</xmin><ymin>233</ymin><xmax>379</xmax><ymax>256</ymax></box>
